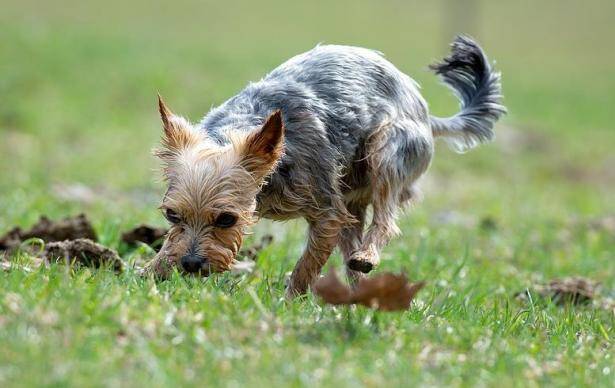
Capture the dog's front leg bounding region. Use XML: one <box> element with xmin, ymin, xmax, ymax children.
<box><xmin>286</xmin><ymin>218</ymin><xmax>342</xmax><ymax>298</ymax></box>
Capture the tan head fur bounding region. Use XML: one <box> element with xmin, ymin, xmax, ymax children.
<box><xmin>153</xmin><ymin>95</ymin><xmax>284</xmax><ymax>275</ymax></box>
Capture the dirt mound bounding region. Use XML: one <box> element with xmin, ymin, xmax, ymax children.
<box><xmin>44</xmin><ymin>238</ymin><xmax>123</xmax><ymax>271</ymax></box>
<box><xmin>0</xmin><ymin>214</ymin><xmax>96</xmax><ymax>253</ymax></box>
<box><xmin>515</xmin><ymin>276</ymin><xmax>598</xmax><ymax>306</ymax></box>
<box><xmin>121</xmin><ymin>224</ymin><xmax>167</xmax><ymax>250</ymax></box>
<box><xmin>0</xmin><ymin>215</ymin><xmax>120</xmax><ymax>271</ymax></box>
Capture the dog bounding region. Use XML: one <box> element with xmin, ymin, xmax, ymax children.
<box><xmin>145</xmin><ymin>36</ymin><xmax>505</xmax><ymax>297</ymax></box>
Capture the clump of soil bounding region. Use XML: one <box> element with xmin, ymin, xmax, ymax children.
<box><xmin>0</xmin><ymin>214</ymin><xmax>121</xmax><ymax>272</ymax></box>
<box><xmin>1</xmin><ymin>238</ymin><xmax>122</xmax><ymax>273</ymax></box>
<box><xmin>239</xmin><ymin>234</ymin><xmax>274</xmax><ymax>261</ymax></box>
<box><xmin>43</xmin><ymin>238</ymin><xmax>123</xmax><ymax>271</ymax></box>
<box><xmin>0</xmin><ymin>214</ymin><xmax>96</xmax><ymax>253</ymax></box>
<box><xmin>121</xmin><ymin>225</ymin><xmax>168</xmax><ymax>250</ymax></box>
<box><xmin>515</xmin><ymin>277</ymin><xmax>599</xmax><ymax>306</ymax></box>
<box><xmin>313</xmin><ymin>269</ymin><xmax>425</xmax><ymax>311</ymax></box>
<box><xmin>0</xmin><ymin>228</ymin><xmax>22</xmax><ymax>253</ymax></box>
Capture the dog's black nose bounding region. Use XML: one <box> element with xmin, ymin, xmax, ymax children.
<box><xmin>180</xmin><ymin>254</ymin><xmax>203</xmax><ymax>273</ymax></box>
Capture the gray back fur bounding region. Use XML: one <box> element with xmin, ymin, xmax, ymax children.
<box><xmin>198</xmin><ymin>38</ymin><xmax>503</xmax><ymax>218</ymax></box>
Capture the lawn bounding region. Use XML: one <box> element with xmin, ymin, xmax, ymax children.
<box><xmin>0</xmin><ymin>0</ymin><xmax>613</xmax><ymax>386</ymax></box>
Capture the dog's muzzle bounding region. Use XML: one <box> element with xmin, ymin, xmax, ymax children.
<box><xmin>180</xmin><ymin>253</ymin><xmax>205</xmax><ymax>273</ymax></box>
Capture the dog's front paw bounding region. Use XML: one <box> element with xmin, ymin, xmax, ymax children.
<box><xmin>141</xmin><ymin>253</ymin><xmax>175</xmax><ymax>279</ymax></box>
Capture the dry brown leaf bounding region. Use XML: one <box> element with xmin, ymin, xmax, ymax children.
<box><xmin>353</xmin><ymin>273</ymin><xmax>425</xmax><ymax>311</ymax></box>
<box><xmin>313</xmin><ymin>269</ymin><xmax>424</xmax><ymax>311</ymax></box>
<box><xmin>312</xmin><ymin>270</ymin><xmax>354</xmax><ymax>305</ymax></box>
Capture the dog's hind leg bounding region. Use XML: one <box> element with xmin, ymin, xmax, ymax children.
<box><xmin>347</xmin><ymin>120</ymin><xmax>433</xmax><ymax>273</ymax></box>
<box><xmin>346</xmin><ymin>184</ymin><xmax>400</xmax><ymax>273</ymax></box>
<box><xmin>338</xmin><ymin>201</ymin><xmax>368</xmax><ymax>284</ymax></box>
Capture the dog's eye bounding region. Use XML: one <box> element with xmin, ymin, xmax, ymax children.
<box><xmin>214</xmin><ymin>212</ymin><xmax>237</xmax><ymax>228</ymax></box>
<box><xmin>164</xmin><ymin>208</ymin><xmax>181</xmax><ymax>224</ymax></box>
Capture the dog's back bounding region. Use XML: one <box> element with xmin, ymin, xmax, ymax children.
<box><xmin>200</xmin><ymin>45</ymin><xmax>436</xmax><ymax>220</ymax></box>
<box><xmin>201</xmin><ymin>44</ymin><xmax>428</xmax><ymax>166</ymax></box>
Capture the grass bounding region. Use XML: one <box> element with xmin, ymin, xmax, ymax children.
<box><xmin>0</xmin><ymin>0</ymin><xmax>613</xmax><ymax>386</ymax></box>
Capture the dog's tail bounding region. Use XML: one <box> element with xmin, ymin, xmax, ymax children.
<box><xmin>429</xmin><ymin>35</ymin><xmax>506</xmax><ymax>153</ymax></box>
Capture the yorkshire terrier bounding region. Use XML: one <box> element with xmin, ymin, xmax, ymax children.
<box><xmin>145</xmin><ymin>36</ymin><xmax>505</xmax><ymax>297</ymax></box>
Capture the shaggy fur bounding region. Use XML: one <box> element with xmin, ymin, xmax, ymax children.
<box><xmin>145</xmin><ymin>35</ymin><xmax>505</xmax><ymax>297</ymax></box>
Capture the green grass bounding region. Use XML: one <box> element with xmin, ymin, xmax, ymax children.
<box><xmin>0</xmin><ymin>0</ymin><xmax>613</xmax><ymax>386</ymax></box>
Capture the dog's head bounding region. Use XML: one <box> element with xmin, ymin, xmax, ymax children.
<box><xmin>153</xmin><ymin>96</ymin><xmax>284</xmax><ymax>275</ymax></box>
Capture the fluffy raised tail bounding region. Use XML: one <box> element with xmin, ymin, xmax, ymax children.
<box><xmin>429</xmin><ymin>35</ymin><xmax>506</xmax><ymax>152</ymax></box>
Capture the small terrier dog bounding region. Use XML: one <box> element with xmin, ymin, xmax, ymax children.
<box><xmin>146</xmin><ymin>36</ymin><xmax>505</xmax><ymax>297</ymax></box>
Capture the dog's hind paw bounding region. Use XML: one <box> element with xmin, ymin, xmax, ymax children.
<box><xmin>346</xmin><ymin>249</ymin><xmax>379</xmax><ymax>273</ymax></box>
<box><xmin>347</xmin><ymin>258</ymin><xmax>374</xmax><ymax>273</ymax></box>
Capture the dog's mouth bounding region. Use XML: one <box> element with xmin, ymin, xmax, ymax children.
<box><xmin>181</xmin><ymin>268</ymin><xmax>211</xmax><ymax>277</ymax></box>
<box><xmin>182</xmin><ymin>260</ymin><xmax>254</xmax><ymax>276</ymax></box>
<box><xmin>178</xmin><ymin>260</ymin><xmax>212</xmax><ymax>276</ymax></box>
<box><xmin>199</xmin><ymin>262</ymin><xmax>212</xmax><ymax>276</ymax></box>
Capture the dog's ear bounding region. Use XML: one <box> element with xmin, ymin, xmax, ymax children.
<box><xmin>155</xmin><ymin>94</ymin><xmax>199</xmax><ymax>161</ymax></box>
<box><xmin>241</xmin><ymin>110</ymin><xmax>285</xmax><ymax>180</ymax></box>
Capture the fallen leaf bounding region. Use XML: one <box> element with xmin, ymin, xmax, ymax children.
<box><xmin>353</xmin><ymin>273</ymin><xmax>425</xmax><ymax>311</ymax></box>
<box><xmin>312</xmin><ymin>270</ymin><xmax>353</xmax><ymax>304</ymax></box>
<box><xmin>313</xmin><ymin>269</ymin><xmax>425</xmax><ymax>311</ymax></box>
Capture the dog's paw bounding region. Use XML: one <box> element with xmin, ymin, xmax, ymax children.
<box><xmin>347</xmin><ymin>249</ymin><xmax>379</xmax><ymax>273</ymax></box>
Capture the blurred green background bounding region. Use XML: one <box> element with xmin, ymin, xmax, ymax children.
<box><xmin>1</xmin><ymin>0</ymin><xmax>613</xmax><ymax>221</ymax></box>
<box><xmin>0</xmin><ymin>1</ymin><xmax>613</xmax><ymax>386</ymax></box>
